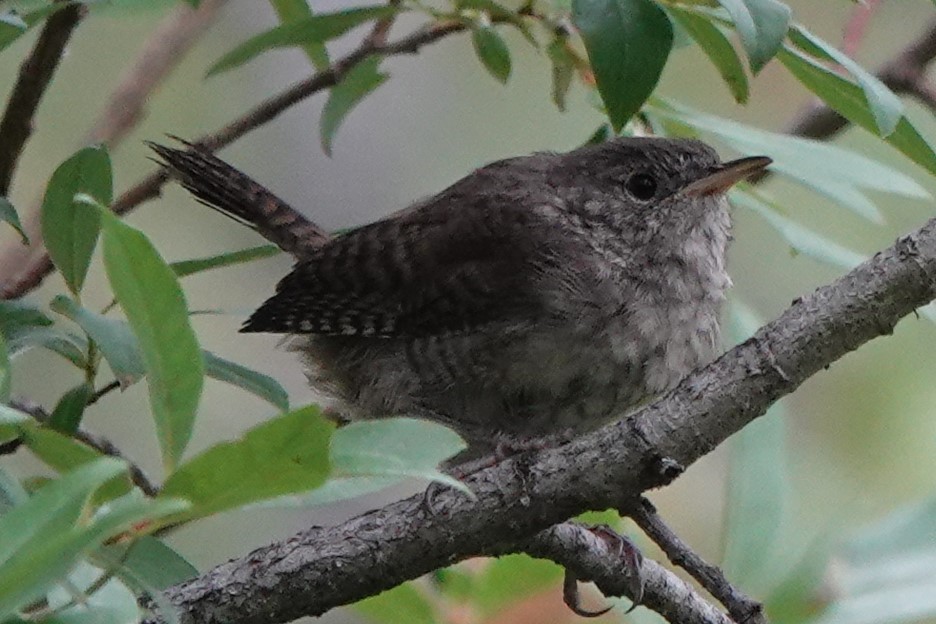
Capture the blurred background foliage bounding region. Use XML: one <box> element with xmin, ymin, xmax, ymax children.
<box><xmin>1</xmin><ymin>1</ymin><xmax>936</xmax><ymax>623</ymax></box>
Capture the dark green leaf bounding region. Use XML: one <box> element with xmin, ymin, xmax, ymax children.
<box><xmin>159</xmin><ymin>405</ymin><xmax>332</xmax><ymax>524</ymax></box>
<box><xmin>0</xmin><ymin>331</ymin><xmax>9</xmax><ymax>403</ymax></box>
<box><xmin>101</xmin><ymin>536</ymin><xmax>198</xmax><ymax>591</ymax></box>
<box><xmin>721</xmin><ymin>300</ymin><xmax>791</xmax><ymax>595</ymax></box>
<box><xmin>789</xmin><ymin>25</ymin><xmax>902</xmax><ymax>137</ymax></box>
<box><xmin>170</xmin><ymin>244</ymin><xmax>280</xmax><ymax>278</ymax></box>
<box><xmin>667</xmin><ymin>6</ymin><xmax>749</xmax><ymax>103</ymax></box>
<box><xmin>777</xmin><ymin>46</ymin><xmax>936</xmax><ymax>176</ymax></box>
<box><xmin>207</xmin><ymin>5</ymin><xmax>397</xmax><ymax>76</ymax></box>
<box><xmin>546</xmin><ymin>38</ymin><xmax>575</xmax><ymax>111</ymax></box>
<box><xmin>50</xmin><ymin>295</ymin><xmax>145</xmax><ymax>387</ymax></box>
<box><xmin>320</xmin><ymin>57</ymin><xmax>388</xmax><ymax>155</ymax></box>
<box><xmin>50</xmin><ymin>382</ymin><xmax>94</xmax><ymax>434</ymax></box>
<box><xmin>0</xmin><ymin>197</ymin><xmax>27</xmax><ymax>244</ymax></box>
<box><xmin>472</xmin><ymin>24</ymin><xmax>511</xmax><ymax>83</ymax></box>
<box><xmin>203</xmin><ymin>351</ymin><xmax>289</xmax><ymax>411</ymax></box>
<box><xmin>40</xmin><ymin>146</ymin><xmax>112</xmax><ymax>295</ymax></box>
<box><xmin>572</xmin><ymin>0</ymin><xmax>673</xmax><ymax>130</ymax></box>
<box><xmin>98</xmin><ymin>211</ymin><xmax>203</xmax><ymax>471</ymax></box>
<box><xmin>269</xmin><ymin>0</ymin><xmax>329</xmax><ymax>70</ymax></box>
<box><xmin>716</xmin><ymin>0</ymin><xmax>790</xmax><ymax>72</ymax></box>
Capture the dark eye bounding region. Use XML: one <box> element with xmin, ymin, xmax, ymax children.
<box><xmin>625</xmin><ymin>173</ymin><xmax>657</xmax><ymax>201</ymax></box>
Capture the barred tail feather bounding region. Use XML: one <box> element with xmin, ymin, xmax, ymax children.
<box><xmin>148</xmin><ymin>141</ymin><xmax>328</xmax><ymax>256</ymax></box>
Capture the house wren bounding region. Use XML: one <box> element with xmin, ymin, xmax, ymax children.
<box><xmin>150</xmin><ymin>138</ymin><xmax>770</xmax><ymax>455</ymax></box>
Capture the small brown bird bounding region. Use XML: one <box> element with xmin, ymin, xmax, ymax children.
<box><xmin>150</xmin><ymin>139</ymin><xmax>769</xmax><ymax>456</ymax></box>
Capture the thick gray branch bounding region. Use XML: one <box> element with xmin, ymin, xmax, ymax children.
<box><xmin>151</xmin><ymin>218</ymin><xmax>936</xmax><ymax>624</ymax></box>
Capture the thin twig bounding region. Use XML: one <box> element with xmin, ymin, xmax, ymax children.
<box><xmin>10</xmin><ymin>398</ymin><xmax>159</xmax><ymax>496</ymax></box>
<box><xmin>0</xmin><ymin>2</ymin><xmax>85</xmax><ymax>196</ymax></box>
<box><xmin>0</xmin><ymin>18</ymin><xmax>467</xmax><ymax>299</ymax></box>
<box><xmin>627</xmin><ymin>498</ymin><xmax>765</xmax><ymax>624</ymax></box>
<box><xmin>0</xmin><ymin>0</ymin><xmax>229</xmax><ymax>296</ymax></box>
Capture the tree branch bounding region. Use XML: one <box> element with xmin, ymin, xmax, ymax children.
<box><xmin>0</xmin><ymin>2</ymin><xmax>84</xmax><ymax>196</ymax></box>
<box><xmin>144</xmin><ymin>217</ymin><xmax>936</xmax><ymax>624</ymax></box>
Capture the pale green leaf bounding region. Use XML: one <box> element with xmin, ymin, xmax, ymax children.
<box><xmin>170</xmin><ymin>244</ymin><xmax>280</xmax><ymax>278</ymax></box>
<box><xmin>5</xmin><ymin>326</ymin><xmax>88</xmax><ymax>368</ymax></box>
<box><xmin>716</xmin><ymin>0</ymin><xmax>790</xmax><ymax>73</ymax></box>
<box><xmin>40</xmin><ymin>146</ymin><xmax>112</xmax><ymax>295</ymax></box>
<box><xmin>320</xmin><ymin>57</ymin><xmax>388</xmax><ymax>155</ymax></box>
<box><xmin>203</xmin><ymin>351</ymin><xmax>289</xmax><ymax>411</ymax></box>
<box><xmin>159</xmin><ymin>405</ymin><xmax>332</xmax><ymax>524</ymax></box>
<box><xmin>207</xmin><ymin>6</ymin><xmax>397</xmax><ymax>76</ymax></box>
<box><xmin>98</xmin><ymin>211</ymin><xmax>203</xmax><ymax>471</ymax></box>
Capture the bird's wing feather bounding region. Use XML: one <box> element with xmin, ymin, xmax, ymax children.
<box><xmin>241</xmin><ymin>196</ymin><xmax>555</xmax><ymax>337</ymax></box>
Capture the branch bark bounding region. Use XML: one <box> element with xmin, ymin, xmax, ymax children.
<box><xmin>146</xmin><ymin>217</ymin><xmax>936</xmax><ymax>624</ymax></box>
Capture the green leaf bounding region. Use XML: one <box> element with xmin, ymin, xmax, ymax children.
<box><xmin>46</xmin><ymin>562</ymin><xmax>141</xmax><ymax>624</ymax></box>
<box><xmin>207</xmin><ymin>5</ymin><xmax>397</xmax><ymax>76</ymax></box>
<box><xmin>170</xmin><ymin>244</ymin><xmax>280</xmax><ymax>278</ymax></box>
<box><xmin>473</xmin><ymin>555</ymin><xmax>564</xmax><ymax>615</ymax></box>
<box><xmin>546</xmin><ymin>37</ymin><xmax>575</xmax><ymax>111</ymax></box>
<box><xmin>159</xmin><ymin>405</ymin><xmax>332</xmax><ymax>524</ymax></box>
<box><xmin>50</xmin><ymin>296</ymin><xmax>145</xmax><ymax>387</ymax></box>
<box><xmin>0</xmin><ymin>300</ymin><xmax>53</xmax><ymax>339</ymax></box>
<box><xmin>100</xmin><ymin>536</ymin><xmax>198</xmax><ymax>591</ymax></box>
<box><xmin>721</xmin><ymin>300</ymin><xmax>791</xmax><ymax>595</ymax></box>
<box><xmin>320</xmin><ymin>57</ymin><xmax>388</xmax><ymax>155</ymax></box>
<box><xmin>40</xmin><ymin>146</ymin><xmax>112</xmax><ymax>295</ymax></box>
<box><xmin>777</xmin><ymin>46</ymin><xmax>936</xmax><ymax>177</ymax></box>
<box><xmin>330</xmin><ymin>417</ymin><xmax>469</xmax><ymax>494</ymax></box>
<box><xmin>0</xmin><ymin>197</ymin><xmax>27</xmax><ymax>244</ymax></box>
<box><xmin>666</xmin><ymin>6</ymin><xmax>749</xmax><ymax>104</ymax></box>
<box><xmin>5</xmin><ymin>326</ymin><xmax>88</xmax><ymax>368</ymax></box>
<box><xmin>789</xmin><ymin>25</ymin><xmax>902</xmax><ymax>137</ymax></box>
<box><xmin>717</xmin><ymin>0</ymin><xmax>790</xmax><ymax>72</ymax></box>
<box><xmin>0</xmin><ymin>467</ymin><xmax>27</xmax><ymax>513</ymax></box>
<box><xmin>269</xmin><ymin>0</ymin><xmax>329</xmax><ymax>70</ymax></box>
<box><xmin>0</xmin><ymin>5</ymin><xmax>59</xmax><ymax>53</ymax></box>
<box><xmin>812</xmin><ymin>497</ymin><xmax>936</xmax><ymax>624</ymax></box>
<box><xmin>50</xmin><ymin>383</ymin><xmax>94</xmax><ymax>434</ymax></box>
<box><xmin>0</xmin><ymin>331</ymin><xmax>8</xmax><ymax>403</ymax></box>
<box><xmin>572</xmin><ymin>0</ymin><xmax>673</xmax><ymax>130</ymax></box>
<box><xmin>650</xmin><ymin>100</ymin><xmax>929</xmax><ymax>223</ymax></box>
<box><xmin>472</xmin><ymin>24</ymin><xmax>511</xmax><ymax>83</ymax></box>
<box><xmin>203</xmin><ymin>351</ymin><xmax>289</xmax><ymax>412</ymax></box>
<box><xmin>98</xmin><ymin>211</ymin><xmax>203</xmax><ymax>471</ymax></box>
<box><xmin>356</xmin><ymin>583</ymin><xmax>436</xmax><ymax>624</ymax></box>
<box><xmin>731</xmin><ymin>189</ymin><xmax>866</xmax><ymax>270</ymax></box>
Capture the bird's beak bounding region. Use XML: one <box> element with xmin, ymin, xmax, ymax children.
<box><xmin>681</xmin><ymin>156</ymin><xmax>772</xmax><ymax>197</ymax></box>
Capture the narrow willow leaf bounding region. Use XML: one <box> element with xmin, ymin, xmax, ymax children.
<box><xmin>0</xmin><ymin>467</ymin><xmax>27</xmax><ymax>513</ymax></box>
<box><xmin>49</xmin><ymin>382</ymin><xmax>94</xmax><ymax>434</ymax></box>
<box><xmin>269</xmin><ymin>0</ymin><xmax>329</xmax><ymax>69</ymax></box>
<box><xmin>472</xmin><ymin>24</ymin><xmax>511</xmax><ymax>83</ymax></box>
<box><xmin>159</xmin><ymin>405</ymin><xmax>332</xmax><ymax>524</ymax></box>
<box><xmin>0</xmin><ymin>197</ymin><xmax>27</xmax><ymax>244</ymax></box>
<box><xmin>98</xmin><ymin>212</ymin><xmax>203</xmax><ymax>471</ymax></box>
<box><xmin>6</xmin><ymin>326</ymin><xmax>88</xmax><ymax>368</ymax></box>
<box><xmin>207</xmin><ymin>5</ymin><xmax>397</xmax><ymax>76</ymax></box>
<box><xmin>40</xmin><ymin>146</ymin><xmax>112</xmax><ymax>295</ymax></box>
<box><xmin>731</xmin><ymin>189</ymin><xmax>865</xmax><ymax>270</ymax></box>
<box><xmin>330</xmin><ymin>417</ymin><xmax>469</xmax><ymax>495</ymax></box>
<box><xmin>100</xmin><ymin>536</ymin><xmax>198</xmax><ymax>591</ymax></box>
<box><xmin>777</xmin><ymin>46</ymin><xmax>936</xmax><ymax>176</ymax></box>
<box><xmin>321</xmin><ymin>57</ymin><xmax>388</xmax><ymax>155</ymax></box>
<box><xmin>169</xmin><ymin>244</ymin><xmax>280</xmax><ymax>278</ymax></box>
<box><xmin>0</xmin><ymin>300</ymin><xmax>52</xmax><ymax>339</ymax></box>
<box><xmin>50</xmin><ymin>295</ymin><xmax>145</xmax><ymax>387</ymax></box>
<box><xmin>721</xmin><ymin>300</ymin><xmax>791</xmax><ymax>595</ymax></box>
<box><xmin>546</xmin><ymin>38</ymin><xmax>575</xmax><ymax>111</ymax></box>
<box><xmin>203</xmin><ymin>351</ymin><xmax>289</xmax><ymax>411</ymax></box>
<box><xmin>717</xmin><ymin>0</ymin><xmax>790</xmax><ymax>73</ymax></box>
<box><xmin>572</xmin><ymin>0</ymin><xmax>673</xmax><ymax>130</ymax></box>
<box><xmin>667</xmin><ymin>6</ymin><xmax>749</xmax><ymax>103</ymax></box>
<box><xmin>789</xmin><ymin>25</ymin><xmax>902</xmax><ymax>137</ymax></box>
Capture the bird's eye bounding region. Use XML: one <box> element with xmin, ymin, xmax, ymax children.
<box><xmin>625</xmin><ymin>173</ymin><xmax>657</xmax><ymax>201</ymax></box>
